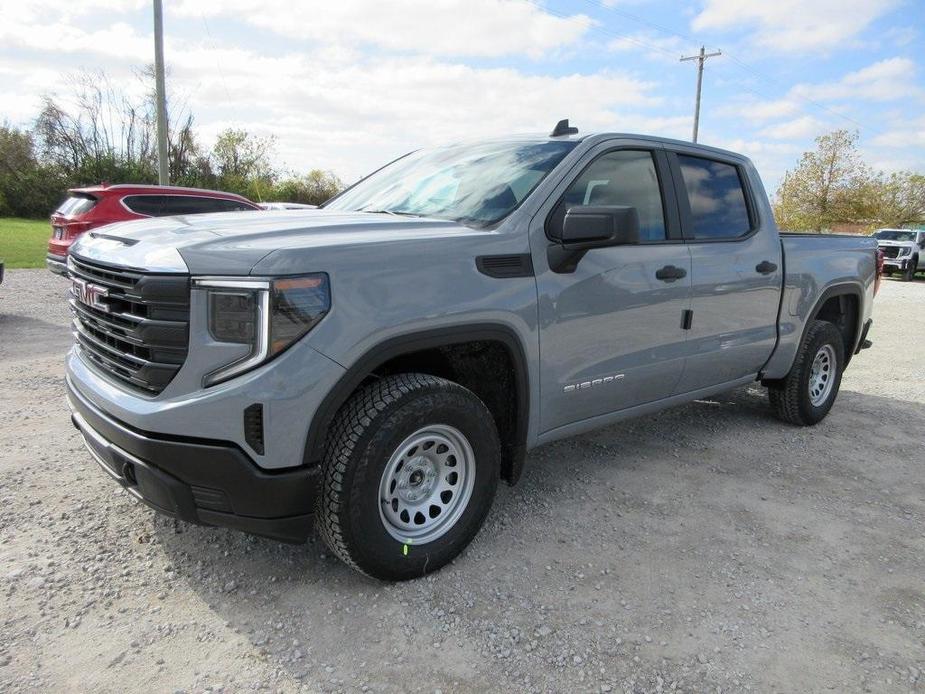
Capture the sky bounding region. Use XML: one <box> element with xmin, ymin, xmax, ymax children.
<box><xmin>1</xmin><ymin>0</ymin><xmax>924</xmax><ymax>194</ymax></box>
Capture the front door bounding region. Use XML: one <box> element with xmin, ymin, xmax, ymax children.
<box><xmin>531</xmin><ymin>143</ymin><xmax>692</xmax><ymax>434</ymax></box>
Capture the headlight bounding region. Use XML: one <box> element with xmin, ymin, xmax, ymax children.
<box><xmin>194</xmin><ymin>274</ymin><xmax>330</xmax><ymax>386</ymax></box>
<box><xmin>897</xmin><ymin>247</ymin><xmax>910</xmax><ymax>257</ymax></box>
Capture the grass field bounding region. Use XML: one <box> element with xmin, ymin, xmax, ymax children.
<box><xmin>0</xmin><ymin>217</ymin><xmax>49</xmax><ymax>268</ymax></box>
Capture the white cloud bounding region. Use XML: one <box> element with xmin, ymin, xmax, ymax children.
<box><xmin>607</xmin><ymin>32</ymin><xmax>689</xmax><ymax>62</ymax></box>
<box><xmin>692</xmin><ymin>0</ymin><xmax>897</xmax><ymax>52</ymax></box>
<box><xmin>717</xmin><ymin>97</ymin><xmax>800</xmax><ymax>123</ymax></box>
<box><xmin>871</xmin><ymin>115</ymin><xmax>925</xmax><ymax>148</ymax></box>
<box><xmin>791</xmin><ymin>57</ymin><xmax>918</xmax><ymax>102</ymax></box>
<box><xmin>165</xmin><ymin>47</ymin><xmax>663</xmax><ymax>178</ymax></box>
<box><xmin>759</xmin><ymin>115</ymin><xmax>827</xmax><ymax>139</ymax></box>
<box><xmin>174</xmin><ymin>0</ymin><xmax>593</xmax><ymax>59</ymax></box>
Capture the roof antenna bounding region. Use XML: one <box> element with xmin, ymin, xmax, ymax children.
<box><xmin>550</xmin><ymin>119</ymin><xmax>578</xmax><ymax>137</ymax></box>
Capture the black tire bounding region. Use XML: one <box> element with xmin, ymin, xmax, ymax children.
<box><xmin>768</xmin><ymin>320</ymin><xmax>845</xmax><ymax>426</ymax></box>
<box><xmin>902</xmin><ymin>258</ymin><xmax>918</xmax><ymax>281</ymax></box>
<box><xmin>316</xmin><ymin>373</ymin><xmax>500</xmax><ymax>580</ymax></box>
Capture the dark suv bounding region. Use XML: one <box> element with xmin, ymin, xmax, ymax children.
<box><xmin>47</xmin><ymin>184</ymin><xmax>260</xmax><ymax>275</ymax></box>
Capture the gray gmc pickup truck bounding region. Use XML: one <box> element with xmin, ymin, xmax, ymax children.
<box><xmin>65</xmin><ymin>123</ymin><xmax>877</xmax><ymax>580</ymax></box>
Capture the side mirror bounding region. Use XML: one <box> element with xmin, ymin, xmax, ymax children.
<box><xmin>547</xmin><ymin>205</ymin><xmax>640</xmax><ymax>273</ymax></box>
<box><xmin>559</xmin><ymin>205</ymin><xmax>640</xmax><ymax>248</ymax></box>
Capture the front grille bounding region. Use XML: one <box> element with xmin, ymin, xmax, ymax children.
<box><xmin>69</xmin><ymin>255</ymin><xmax>190</xmax><ymax>395</ymax></box>
<box><xmin>880</xmin><ymin>246</ymin><xmax>901</xmax><ymax>259</ymax></box>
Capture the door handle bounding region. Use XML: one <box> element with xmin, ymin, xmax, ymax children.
<box><xmin>756</xmin><ymin>260</ymin><xmax>778</xmax><ymax>274</ymax></box>
<box><xmin>655</xmin><ymin>265</ymin><xmax>687</xmax><ymax>282</ymax></box>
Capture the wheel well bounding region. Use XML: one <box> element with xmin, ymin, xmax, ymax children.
<box><xmin>369</xmin><ymin>341</ymin><xmax>523</xmax><ymax>483</ymax></box>
<box><xmin>813</xmin><ymin>293</ymin><xmax>859</xmax><ymax>363</ymax></box>
<box><xmin>306</xmin><ymin>330</ymin><xmax>529</xmax><ymax>485</ymax></box>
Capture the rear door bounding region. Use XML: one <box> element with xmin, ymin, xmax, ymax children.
<box><xmin>531</xmin><ymin>142</ymin><xmax>692</xmax><ymax>433</ymax></box>
<box><xmin>667</xmin><ymin>150</ymin><xmax>782</xmax><ymax>392</ymax></box>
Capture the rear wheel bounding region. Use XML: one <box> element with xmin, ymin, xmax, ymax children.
<box><xmin>316</xmin><ymin>373</ymin><xmax>499</xmax><ymax>580</ymax></box>
<box><xmin>768</xmin><ymin>320</ymin><xmax>845</xmax><ymax>426</ymax></box>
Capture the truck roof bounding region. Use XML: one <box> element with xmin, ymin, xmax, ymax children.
<box><xmin>446</xmin><ymin>130</ymin><xmax>752</xmax><ymax>164</ymax></box>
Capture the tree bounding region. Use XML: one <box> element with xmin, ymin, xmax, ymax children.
<box><xmin>271</xmin><ymin>170</ymin><xmax>343</xmax><ymax>205</ymax></box>
<box><xmin>0</xmin><ymin>123</ymin><xmax>66</xmax><ymax>217</ymax></box>
<box><xmin>870</xmin><ymin>171</ymin><xmax>925</xmax><ymax>228</ymax></box>
<box><xmin>3</xmin><ymin>66</ymin><xmax>344</xmax><ymax>217</ymax></box>
<box><xmin>774</xmin><ymin>129</ymin><xmax>872</xmax><ymax>232</ymax></box>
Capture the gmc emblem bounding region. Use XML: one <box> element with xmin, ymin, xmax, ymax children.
<box><xmin>72</xmin><ymin>277</ymin><xmax>110</xmax><ymax>313</ymax></box>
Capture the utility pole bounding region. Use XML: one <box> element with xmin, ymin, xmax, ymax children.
<box><xmin>153</xmin><ymin>0</ymin><xmax>169</xmax><ymax>185</ymax></box>
<box><xmin>680</xmin><ymin>46</ymin><xmax>721</xmax><ymax>143</ymax></box>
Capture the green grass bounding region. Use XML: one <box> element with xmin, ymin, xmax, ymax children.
<box><xmin>0</xmin><ymin>217</ymin><xmax>50</xmax><ymax>268</ymax></box>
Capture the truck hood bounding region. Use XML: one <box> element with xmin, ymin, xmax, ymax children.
<box><xmin>70</xmin><ymin>209</ymin><xmax>486</xmax><ymax>275</ymax></box>
<box><xmin>875</xmin><ymin>240</ymin><xmax>915</xmax><ymax>248</ymax></box>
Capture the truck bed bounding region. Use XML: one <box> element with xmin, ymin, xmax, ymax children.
<box><xmin>760</xmin><ymin>232</ymin><xmax>878</xmax><ymax>379</ymax></box>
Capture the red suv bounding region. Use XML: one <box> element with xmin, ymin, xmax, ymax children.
<box><xmin>47</xmin><ymin>184</ymin><xmax>260</xmax><ymax>275</ymax></box>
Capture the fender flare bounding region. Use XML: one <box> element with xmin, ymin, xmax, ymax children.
<box><xmin>303</xmin><ymin>323</ymin><xmax>531</xmax><ymax>481</ymax></box>
<box><xmin>804</xmin><ymin>282</ymin><xmax>865</xmax><ymax>360</ymax></box>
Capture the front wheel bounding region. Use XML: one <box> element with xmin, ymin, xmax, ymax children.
<box><xmin>902</xmin><ymin>258</ymin><xmax>918</xmax><ymax>281</ymax></box>
<box><xmin>768</xmin><ymin>320</ymin><xmax>845</xmax><ymax>426</ymax></box>
<box><xmin>316</xmin><ymin>373</ymin><xmax>499</xmax><ymax>580</ymax></box>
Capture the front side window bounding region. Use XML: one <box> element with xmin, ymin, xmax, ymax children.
<box><xmin>324</xmin><ymin>140</ymin><xmax>577</xmax><ymax>228</ymax></box>
<box><xmin>677</xmin><ymin>155</ymin><xmax>751</xmax><ymax>240</ymax></box>
<box><xmin>548</xmin><ymin>149</ymin><xmax>667</xmax><ymax>242</ymax></box>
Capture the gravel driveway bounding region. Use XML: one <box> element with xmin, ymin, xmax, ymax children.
<box><xmin>1</xmin><ymin>268</ymin><xmax>923</xmax><ymax>693</ymax></box>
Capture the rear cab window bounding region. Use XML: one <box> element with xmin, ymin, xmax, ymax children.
<box><xmin>676</xmin><ymin>154</ymin><xmax>752</xmax><ymax>240</ymax></box>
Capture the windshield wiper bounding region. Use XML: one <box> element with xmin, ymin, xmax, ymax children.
<box><xmin>359</xmin><ymin>207</ymin><xmax>423</xmax><ymax>218</ymax></box>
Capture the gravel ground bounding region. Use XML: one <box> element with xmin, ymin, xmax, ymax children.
<box><xmin>1</xmin><ymin>268</ymin><xmax>923</xmax><ymax>693</ymax></box>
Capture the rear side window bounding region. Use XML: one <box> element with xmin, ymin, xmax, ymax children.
<box><xmin>677</xmin><ymin>155</ymin><xmax>751</xmax><ymax>240</ymax></box>
<box><xmin>163</xmin><ymin>196</ymin><xmax>253</xmax><ymax>215</ymax></box>
<box><xmin>122</xmin><ymin>195</ymin><xmax>167</xmax><ymax>216</ymax></box>
<box><xmin>54</xmin><ymin>195</ymin><xmax>97</xmax><ymax>217</ymax></box>
<box><xmin>123</xmin><ymin>195</ymin><xmax>253</xmax><ymax>216</ymax></box>
<box><xmin>549</xmin><ymin>149</ymin><xmax>667</xmax><ymax>242</ymax></box>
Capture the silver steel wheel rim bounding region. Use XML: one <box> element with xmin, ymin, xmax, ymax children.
<box><xmin>808</xmin><ymin>344</ymin><xmax>836</xmax><ymax>407</ymax></box>
<box><xmin>378</xmin><ymin>424</ymin><xmax>476</xmax><ymax>544</ymax></box>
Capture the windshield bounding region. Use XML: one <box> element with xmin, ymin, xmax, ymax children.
<box><xmin>324</xmin><ymin>140</ymin><xmax>577</xmax><ymax>227</ymax></box>
<box><xmin>874</xmin><ymin>230</ymin><xmax>916</xmax><ymax>242</ymax></box>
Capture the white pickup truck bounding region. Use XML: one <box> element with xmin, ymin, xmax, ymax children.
<box><xmin>873</xmin><ymin>228</ymin><xmax>925</xmax><ymax>281</ymax></box>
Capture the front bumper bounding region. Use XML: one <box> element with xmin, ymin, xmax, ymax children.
<box><xmin>882</xmin><ymin>257</ymin><xmax>913</xmax><ymax>271</ymax></box>
<box><xmin>67</xmin><ymin>377</ymin><xmax>319</xmax><ymax>543</ymax></box>
<box><xmin>47</xmin><ymin>253</ymin><xmax>68</xmax><ymax>276</ymax></box>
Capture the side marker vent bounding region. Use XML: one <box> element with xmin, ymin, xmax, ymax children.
<box><xmin>476</xmin><ymin>254</ymin><xmax>535</xmax><ymax>278</ymax></box>
<box><xmin>244</xmin><ymin>403</ymin><xmax>265</xmax><ymax>455</ymax></box>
